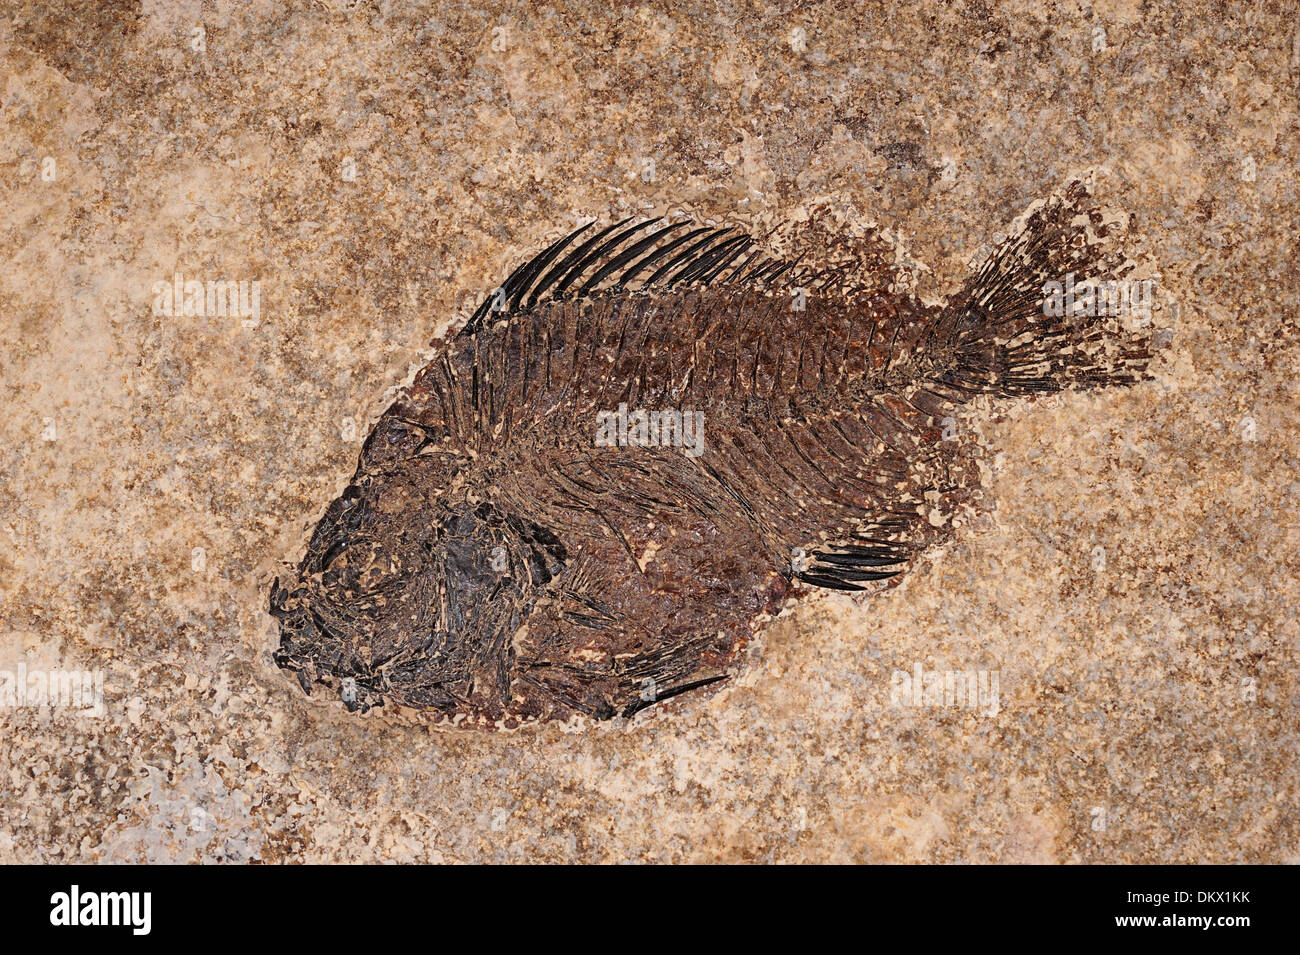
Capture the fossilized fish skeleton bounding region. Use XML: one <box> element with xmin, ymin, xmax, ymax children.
<box><xmin>269</xmin><ymin>178</ymin><xmax>1155</xmax><ymax>727</ymax></box>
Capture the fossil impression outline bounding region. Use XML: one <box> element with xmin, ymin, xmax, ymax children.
<box><xmin>269</xmin><ymin>178</ymin><xmax>1157</xmax><ymax>727</ymax></box>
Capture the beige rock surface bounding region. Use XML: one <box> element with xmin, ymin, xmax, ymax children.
<box><xmin>0</xmin><ymin>0</ymin><xmax>1295</xmax><ymax>862</ymax></box>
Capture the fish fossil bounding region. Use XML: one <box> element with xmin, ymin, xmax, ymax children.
<box><xmin>269</xmin><ymin>178</ymin><xmax>1155</xmax><ymax>727</ymax></box>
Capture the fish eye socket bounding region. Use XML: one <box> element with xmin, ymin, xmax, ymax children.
<box><xmin>320</xmin><ymin>539</ymin><xmax>411</xmax><ymax>595</ymax></box>
<box><xmin>358</xmin><ymin>556</ymin><xmax>411</xmax><ymax>592</ymax></box>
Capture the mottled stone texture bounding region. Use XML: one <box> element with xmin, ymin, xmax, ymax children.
<box><xmin>0</xmin><ymin>0</ymin><xmax>1295</xmax><ymax>863</ymax></box>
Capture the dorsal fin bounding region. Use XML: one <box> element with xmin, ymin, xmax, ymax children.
<box><xmin>461</xmin><ymin>217</ymin><xmax>809</xmax><ymax>336</ymax></box>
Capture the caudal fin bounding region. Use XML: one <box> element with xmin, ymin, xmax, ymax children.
<box><xmin>926</xmin><ymin>177</ymin><xmax>1156</xmax><ymax>400</ymax></box>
